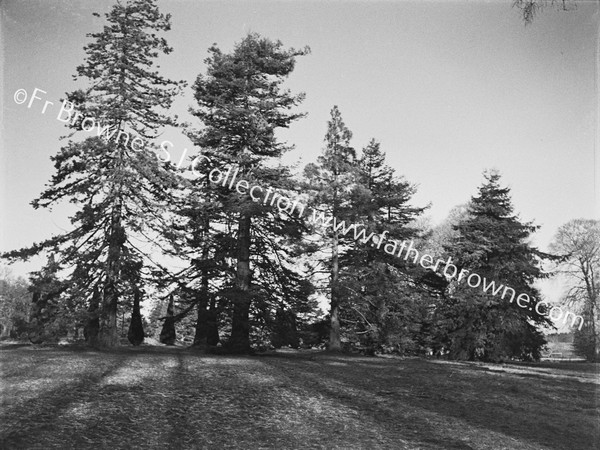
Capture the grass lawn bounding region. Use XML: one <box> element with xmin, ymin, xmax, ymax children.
<box><xmin>1</xmin><ymin>344</ymin><xmax>598</xmax><ymax>449</ymax></box>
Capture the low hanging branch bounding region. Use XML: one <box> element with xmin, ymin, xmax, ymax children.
<box><xmin>158</xmin><ymin>301</ymin><xmax>197</xmax><ymax>323</ymax></box>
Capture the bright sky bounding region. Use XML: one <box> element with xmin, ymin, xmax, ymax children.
<box><xmin>1</xmin><ymin>0</ymin><xmax>598</xmax><ymax>311</ymax></box>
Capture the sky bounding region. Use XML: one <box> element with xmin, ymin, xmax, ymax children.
<box><xmin>0</xmin><ymin>0</ymin><xmax>598</xmax><ymax>308</ymax></box>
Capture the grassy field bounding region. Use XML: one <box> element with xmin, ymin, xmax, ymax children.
<box><xmin>1</xmin><ymin>344</ymin><xmax>598</xmax><ymax>449</ymax></box>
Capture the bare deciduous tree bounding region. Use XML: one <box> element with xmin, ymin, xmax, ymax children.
<box><xmin>550</xmin><ymin>219</ymin><xmax>600</xmax><ymax>360</ymax></box>
<box><xmin>513</xmin><ymin>0</ymin><xmax>575</xmax><ymax>24</ymax></box>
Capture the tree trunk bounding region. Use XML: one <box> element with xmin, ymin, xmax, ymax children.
<box><xmin>98</xmin><ymin>210</ymin><xmax>124</xmax><ymax>347</ymax></box>
<box><xmin>230</xmin><ymin>215</ymin><xmax>252</xmax><ymax>353</ymax></box>
<box><xmin>272</xmin><ymin>307</ymin><xmax>299</xmax><ymax>348</ymax></box>
<box><xmin>583</xmin><ymin>271</ymin><xmax>599</xmax><ymax>361</ymax></box>
<box><xmin>329</xmin><ymin>229</ymin><xmax>342</xmax><ymax>351</ymax></box>
<box><xmin>84</xmin><ymin>287</ymin><xmax>100</xmax><ymax>346</ymax></box>
<box><xmin>28</xmin><ymin>291</ymin><xmax>45</xmax><ymax>344</ymax></box>
<box><xmin>193</xmin><ymin>216</ymin><xmax>211</xmax><ymax>348</ymax></box>
<box><xmin>206</xmin><ymin>296</ymin><xmax>220</xmax><ymax>346</ymax></box>
<box><xmin>160</xmin><ymin>294</ymin><xmax>176</xmax><ymax>345</ymax></box>
<box><xmin>193</xmin><ymin>273</ymin><xmax>209</xmax><ymax>347</ymax></box>
<box><xmin>127</xmin><ymin>289</ymin><xmax>144</xmax><ymax>346</ymax></box>
<box><xmin>589</xmin><ymin>305</ymin><xmax>597</xmax><ymax>361</ymax></box>
<box><xmin>0</xmin><ymin>321</ymin><xmax>11</xmax><ymax>339</ymax></box>
<box><xmin>99</xmin><ymin>284</ymin><xmax>119</xmax><ymax>346</ymax></box>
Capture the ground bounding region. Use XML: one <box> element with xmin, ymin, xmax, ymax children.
<box><xmin>0</xmin><ymin>344</ymin><xmax>598</xmax><ymax>449</ymax></box>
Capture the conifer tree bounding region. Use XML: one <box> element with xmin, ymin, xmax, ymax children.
<box><xmin>340</xmin><ymin>139</ymin><xmax>429</xmax><ymax>353</ymax></box>
<box><xmin>27</xmin><ymin>255</ymin><xmax>67</xmax><ymax>344</ymax></box>
<box><xmin>159</xmin><ymin>294</ymin><xmax>176</xmax><ymax>345</ymax></box>
<box><xmin>168</xmin><ymin>153</ymin><xmax>235</xmax><ymax>349</ymax></box>
<box><xmin>304</xmin><ymin>106</ymin><xmax>357</xmax><ymax>351</ymax></box>
<box><xmin>2</xmin><ymin>0</ymin><xmax>183</xmax><ymax>347</ymax></box>
<box><xmin>190</xmin><ymin>33</ymin><xmax>310</xmax><ymax>353</ymax></box>
<box><xmin>125</xmin><ymin>260</ymin><xmax>144</xmax><ymax>346</ymax></box>
<box><xmin>441</xmin><ymin>170</ymin><xmax>551</xmax><ymax>361</ymax></box>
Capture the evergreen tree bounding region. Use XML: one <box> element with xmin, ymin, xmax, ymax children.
<box><xmin>168</xmin><ymin>153</ymin><xmax>236</xmax><ymax>349</ymax></box>
<box><xmin>304</xmin><ymin>106</ymin><xmax>357</xmax><ymax>351</ymax></box>
<box><xmin>127</xmin><ymin>289</ymin><xmax>144</xmax><ymax>346</ymax></box>
<box><xmin>2</xmin><ymin>0</ymin><xmax>183</xmax><ymax>347</ymax></box>
<box><xmin>159</xmin><ymin>294</ymin><xmax>176</xmax><ymax>345</ymax></box>
<box><xmin>440</xmin><ymin>170</ymin><xmax>551</xmax><ymax>361</ymax></box>
<box><xmin>26</xmin><ymin>255</ymin><xmax>68</xmax><ymax>344</ymax></box>
<box><xmin>190</xmin><ymin>33</ymin><xmax>310</xmax><ymax>353</ymax></box>
<box><xmin>83</xmin><ymin>286</ymin><xmax>101</xmax><ymax>345</ymax></box>
<box><xmin>339</xmin><ymin>139</ymin><xmax>430</xmax><ymax>354</ymax></box>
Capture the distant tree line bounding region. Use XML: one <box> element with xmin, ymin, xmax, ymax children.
<box><xmin>2</xmin><ymin>0</ymin><xmax>596</xmax><ymax>362</ymax></box>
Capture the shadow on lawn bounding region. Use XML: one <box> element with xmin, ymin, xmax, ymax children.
<box><xmin>0</xmin><ymin>350</ymin><xmax>130</xmax><ymax>448</ymax></box>
<box><xmin>2</xmin><ymin>346</ymin><xmax>597</xmax><ymax>449</ymax></box>
<box><xmin>260</xmin><ymin>357</ymin><xmax>478</xmax><ymax>449</ymax></box>
<box><xmin>260</xmin><ymin>354</ymin><xmax>599</xmax><ymax>450</ymax></box>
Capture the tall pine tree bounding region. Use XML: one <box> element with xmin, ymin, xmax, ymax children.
<box><xmin>190</xmin><ymin>33</ymin><xmax>310</xmax><ymax>353</ymax></box>
<box><xmin>2</xmin><ymin>0</ymin><xmax>183</xmax><ymax>347</ymax></box>
<box><xmin>304</xmin><ymin>106</ymin><xmax>357</xmax><ymax>351</ymax></box>
<box><xmin>339</xmin><ymin>139</ymin><xmax>430</xmax><ymax>354</ymax></box>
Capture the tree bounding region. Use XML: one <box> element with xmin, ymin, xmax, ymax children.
<box><xmin>159</xmin><ymin>294</ymin><xmax>176</xmax><ymax>345</ymax></box>
<box><xmin>167</xmin><ymin>150</ymin><xmax>236</xmax><ymax>349</ymax></box>
<box><xmin>26</xmin><ymin>255</ymin><xmax>69</xmax><ymax>344</ymax></box>
<box><xmin>2</xmin><ymin>0</ymin><xmax>183</xmax><ymax>347</ymax></box>
<box><xmin>0</xmin><ymin>267</ymin><xmax>31</xmax><ymax>339</ymax></box>
<box><xmin>83</xmin><ymin>286</ymin><xmax>101</xmax><ymax>345</ymax></box>
<box><xmin>421</xmin><ymin>204</ymin><xmax>469</xmax><ymax>258</ymax></box>
<box><xmin>440</xmin><ymin>170</ymin><xmax>551</xmax><ymax>361</ymax></box>
<box><xmin>271</xmin><ymin>306</ymin><xmax>300</xmax><ymax>348</ymax></box>
<box><xmin>190</xmin><ymin>33</ymin><xmax>310</xmax><ymax>353</ymax></box>
<box><xmin>550</xmin><ymin>219</ymin><xmax>600</xmax><ymax>361</ymax></box>
<box><xmin>127</xmin><ymin>289</ymin><xmax>144</xmax><ymax>346</ymax></box>
<box><xmin>304</xmin><ymin>106</ymin><xmax>357</xmax><ymax>351</ymax></box>
<box><xmin>337</xmin><ymin>139</ymin><xmax>431</xmax><ymax>354</ymax></box>
<box><xmin>513</xmin><ymin>0</ymin><xmax>575</xmax><ymax>25</ymax></box>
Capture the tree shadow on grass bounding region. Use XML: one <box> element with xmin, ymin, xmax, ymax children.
<box><xmin>68</xmin><ymin>349</ymin><xmax>203</xmax><ymax>449</ymax></box>
<box><xmin>260</xmin><ymin>357</ymin><xmax>477</xmax><ymax>449</ymax></box>
<box><xmin>0</xmin><ymin>351</ymin><xmax>130</xmax><ymax>448</ymax></box>
<box><xmin>162</xmin><ymin>353</ymin><xmax>415</xmax><ymax>449</ymax></box>
<box><xmin>160</xmin><ymin>352</ymin><xmax>192</xmax><ymax>448</ymax></box>
<box><xmin>261</xmin><ymin>355</ymin><xmax>599</xmax><ymax>450</ymax></box>
<box><xmin>0</xmin><ymin>342</ymin><xmax>35</xmax><ymax>351</ymax></box>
